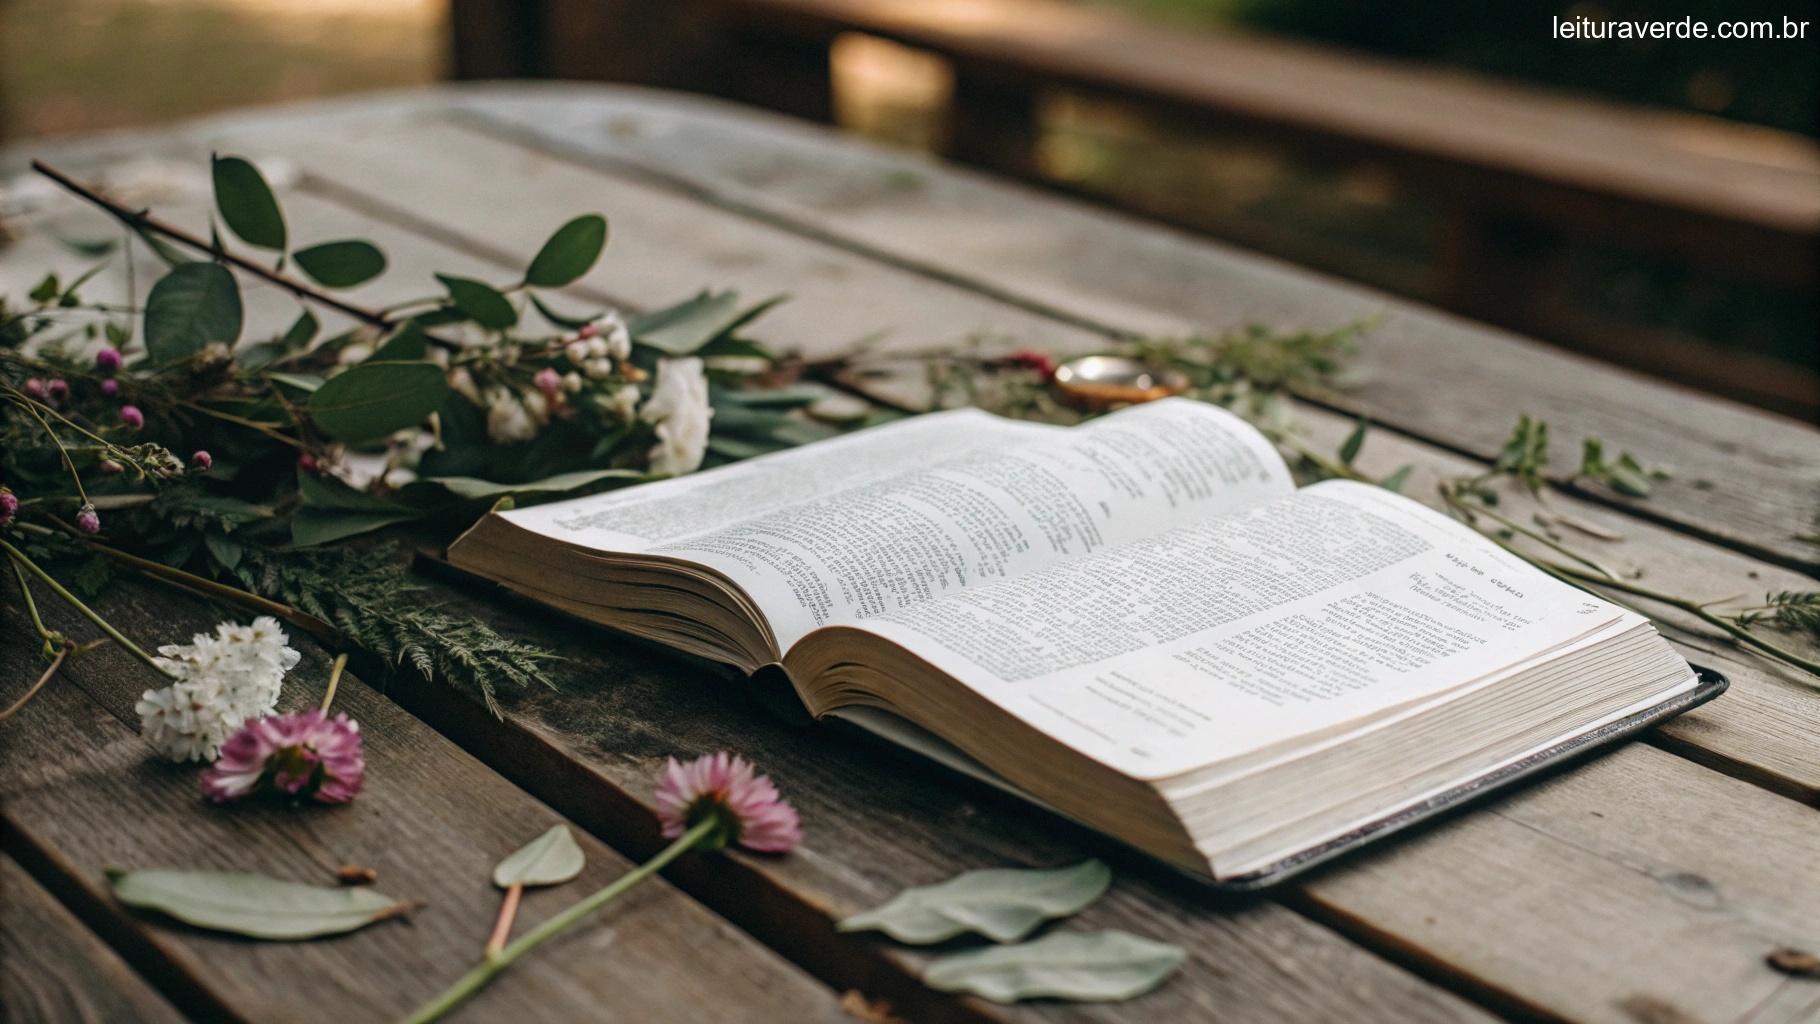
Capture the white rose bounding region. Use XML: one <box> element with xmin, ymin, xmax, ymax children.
<box><xmin>640</xmin><ymin>357</ymin><xmax>712</xmax><ymax>476</ymax></box>
<box><xmin>485</xmin><ymin>388</ymin><xmax>537</xmax><ymax>443</ymax></box>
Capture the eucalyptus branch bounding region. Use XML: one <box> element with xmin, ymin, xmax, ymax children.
<box><xmin>30</xmin><ymin>160</ymin><xmax>392</xmax><ymax>332</ymax></box>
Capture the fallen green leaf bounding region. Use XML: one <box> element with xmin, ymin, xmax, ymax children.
<box><xmin>838</xmin><ymin>860</ymin><xmax>1111</xmax><ymax>944</ymax></box>
<box><xmin>109</xmin><ymin>868</ymin><xmax>410</xmax><ymax>940</ymax></box>
<box><xmin>923</xmin><ymin>930</ymin><xmax>1185</xmax><ymax>1003</ymax></box>
<box><xmin>493</xmin><ymin>825</ymin><xmax>586</xmax><ymax>888</ymax></box>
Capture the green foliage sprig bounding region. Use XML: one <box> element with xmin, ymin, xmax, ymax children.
<box><xmin>3</xmin><ymin>155</ymin><xmax>800</xmax><ymax>721</ymax></box>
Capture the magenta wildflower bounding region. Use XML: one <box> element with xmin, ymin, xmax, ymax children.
<box><xmin>533</xmin><ymin>366</ymin><xmax>563</xmax><ymax>398</ymax></box>
<box><xmin>96</xmin><ymin>347</ymin><xmax>123</xmax><ymax>373</ymax></box>
<box><xmin>0</xmin><ymin>489</ymin><xmax>16</xmax><ymax>527</ymax></box>
<box><xmin>46</xmin><ymin>379</ymin><xmax>69</xmax><ymax>402</ymax></box>
<box><xmin>23</xmin><ymin>378</ymin><xmax>47</xmax><ymax>400</ymax></box>
<box><xmin>100</xmin><ymin>379</ymin><xmax>119</xmax><ymax>397</ymax></box>
<box><xmin>297</xmin><ymin>452</ymin><xmax>319</xmax><ymax>474</ymax></box>
<box><xmin>655</xmin><ymin>752</ymin><xmax>801</xmax><ymax>853</ymax></box>
<box><xmin>74</xmin><ymin>503</ymin><xmax>100</xmax><ymax>534</ymax></box>
<box><xmin>201</xmin><ymin>709</ymin><xmax>365</xmax><ymax>804</ymax></box>
<box><xmin>119</xmin><ymin>404</ymin><xmax>144</xmax><ymax>429</ymax></box>
<box><xmin>191</xmin><ymin>450</ymin><xmax>213</xmax><ymax>471</ymax></box>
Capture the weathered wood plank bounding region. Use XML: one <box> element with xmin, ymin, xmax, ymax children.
<box><xmin>0</xmin><ymin>590</ymin><xmax>845</xmax><ymax>1024</ymax></box>
<box><xmin>1</xmin><ymin>856</ymin><xmax>187</xmax><ymax>1024</ymax></box>
<box><xmin>10</xmin><ymin>95</ymin><xmax>1820</xmax><ymax>1021</ymax></box>
<box><xmin>1297</xmin><ymin>744</ymin><xmax>1820</xmax><ymax>1024</ymax></box>
<box><xmin>447</xmin><ymin>85</ymin><xmax>1820</xmax><ymax>571</ymax></box>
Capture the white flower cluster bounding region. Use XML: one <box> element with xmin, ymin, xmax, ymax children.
<box><xmin>641</xmin><ymin>357</ymin><xmax>713</xmax><ymax>476</ymax></box>
<box><xmin>135</xmin><ymin>617</ymin><xmax>301</xmax><ymax>762</ymax></box>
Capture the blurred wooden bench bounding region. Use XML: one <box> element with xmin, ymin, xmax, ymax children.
<box><xmin>450</xmin><ymin>0</ymin><xmax>1820</xmax><ymax>416</ymax></box>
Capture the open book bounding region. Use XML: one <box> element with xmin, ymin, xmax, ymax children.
<box><xmin>450</xmin><ymin>399</ymin><xmax>1708</xmax><ymax>884</ymax></box>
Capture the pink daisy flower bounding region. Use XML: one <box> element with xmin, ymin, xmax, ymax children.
<box><xmin>654</xmin><ymin>752</ymin><xmax>800</xmax><ymax>853</ymax></box>
<box><xmin>201</xmin><ymin>709</ymin><xmax>365</xmax><ymax>804</ymax></box>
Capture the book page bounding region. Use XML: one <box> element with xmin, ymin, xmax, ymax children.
<box><xmin>650</xmin><ymin>399</ymin><xmax>1293</xmax><ymax>647</ymax></box>
<box><xmin>504</xmin><ymin>399</ymin><xmax>1294</xmax><ymax>649</ymax></box>
<box><xmin>499</xmin><ymin>407</ymin><xmax>1054</xmax><ymax>549</ymax></box>
<box><xmin>852</xmin><ymin>479</ymin><xmax>1637</xmax><ymax>780</ymax></box>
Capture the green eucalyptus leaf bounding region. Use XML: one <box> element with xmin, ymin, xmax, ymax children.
<box><xmin>294</xmin><ymin>240</ymin><xmax>386</xmax><ymax>288</ymax></box>
<box><xmin>493</xmin><ymin>825</ymin><xmax>586</xmax><ymax>888</ymax></box>
<box><xmin>525</xmin><ymin>214</ymin><xmax>608</xmax><ymax>288</ymax></box>
<box><xmin>838</xmin><ymin>860</ymin><xmax>1111</xmax><ymax>944</ymax></box>
<box><xmin>629</xmin><ymin>291</ymin><xmax>778</xmax><ymax>356</ymax></box>
<box><xmin>924</xmin><ymin>930</ymin><xmax>1185</xmax><ymax>1003</ymax></box>
<box><xmin>423</xmin><ymin>468</ymin><xmax>646</xmax><ymax>500</ymax></box>
<box><xmin>291</xmin><ymin>507</ymin><xmax>420</xmax><ymax>547</ymax></box>
<box><xmin>204</xmin><ymin>532</ymin><xmax>244</xmax><ymax>571</ymax></box>
<box><xmin>264</xmin><ymin>371</ymin><xmax>323</xmax><ymax>394</ymax></box>
<box><xmin>211</xmin><ymin>155</ymin><xmax>286</xmax><ymax>251</ymax></box>
<box><xmin>282</xmin><ymin>309</ymin><xmax>320</xmax><ymax>350</ymax></box>
<box><xmin>144</xmin><ymin>262</ymin><xmax>242</xmax><ymax>360</ymax></box>
<box><xmin>308</xmin><ymin>361</ymin><xmax>448</xmax><ymax>442</ymax></box>
<box><xmin>371</xmin><ymin>322</ymin><xmax>427</xmax><ymax>362</ymax></box>
<box><xmin>1339</xmin><ymin>417</ymin><xmax>1368</xmax><ymax>466</ymax></box>
<box><xmin>528</xmin><ymin>292</ymin><xmax>603</xmax><ymax>331</ymax></box>
<box><xmin>108</xmin><ymin>868</ymin><xmax>409</xmax><ymax>940</ymax></box>
<box><xmin>436</xmin><ymin>274</ymin><xmax>517</xmax><ymax>330</ymax></box>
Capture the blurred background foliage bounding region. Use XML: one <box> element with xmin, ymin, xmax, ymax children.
<box><xmin>1</xmin><ymin>0</ymin><xmax>1814</xmax><ymax>413</ymax></box>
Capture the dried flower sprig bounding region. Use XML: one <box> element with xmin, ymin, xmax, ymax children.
<box><xmin>402</xmin><ymin>753</ymin><xmax>800</xmax><ymax>1024</ymax></box>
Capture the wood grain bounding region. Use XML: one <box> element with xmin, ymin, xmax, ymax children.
<box><xmin>444</xmin><ymin>85</ymin><xmax>1820</xmax><ymax>570</ymax></box>
<box><xmin>1</xmin><ymin>856</ymin><xmax>187</xmax><ymax>1024</ymax></box>
<box><xmin>0</xmin><ymin>591</ymin><xmax>843</xmax><ymax>1024</ymax></box>
<box><xmin>149</xmin><ymin>106</ymin><xmax>1820</xmax><ymax>806</ymax></box>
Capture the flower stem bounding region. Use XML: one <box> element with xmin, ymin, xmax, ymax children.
<box><xmin>0</xmin><ymin>644</ymin><xmax>69</xmax><ymax>723</ymax></box>
<box><xmin>401</xmin><ymin>818</ymin><xmax>719</xmax><ymax>1024</ymax></box>
<box><xmin>0</xmin><ymin>539</ymin><xmax>171</xmax><ymax>679</ymax></box>
<box><xmin>1545</xmin><ymin>563</ymin><xmax>1820</xmax><ymax>678</ymax></box>
<box><xmin>482</xmin><ymin>884</ymin><xmax>522</xmax><ymax>960</ymax></box>
<box><xmin>320</xmin><ymin>654</ymin><xmax>347</xmax><ymax>713</ymax></box>
<box><xmin>59</xmin><ymin>535</ymin><xmax>336</xmax><ymax>644</ymax></box>
<box><xmin>10</xmin><ymin>554</ymin><xmax>59</xmax><ymax>648</ymax></box>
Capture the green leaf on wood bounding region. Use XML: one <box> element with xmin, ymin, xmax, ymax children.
<box><xmin>923</xmin><ymin>930</ymin><xmax>1185</xmax><ymax>1003</ymax></box>
<box><xmin>838</xmin><ymin>860</ymin><xmax>1111</xmax><ymax>944</ymax></box>
<box><xmin>436</xmin><ymin>274</ymin><xmax>518</xmax><ymax>330</ymax></box>
<box><xmin>1379</xmin><ymin>464</ymin><xmax>1414</xmax><ymax>493</ymax></box>
<box><xmin>493</xmin><ymin>825</ymin><xmax>586</xmax><ymax>888</ymax></box>
<box><xmin>211</xmin><ymin>155</ymin><xmax>286</xmax><ymax>251</ymax></box>
<box><xmin>144</xmin><ymin>262</ymin><xmax>242</xmax><ymax>360</ymax></box>
<box><xmin>525</xmin><ymin>214</ymin><xmax>608</xmax><ymax>288</ymax></box>
<box><xmin>294</xmin><ymin>240</ymin><xmax>386</xmax><ymax>288</ymax></box>
<box><xmin>308</xmin><ymin>361</ymin><xmax>447</xmax><ymax>442</ymax></box>
<box><xmin>108</xmin><ymin>868</ymin><xmax>409</xmax><ymax>940</ymax></box>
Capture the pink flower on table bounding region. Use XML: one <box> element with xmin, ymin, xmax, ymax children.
<box><xmin>119</xmin><ymin>404</ymin><xmax>144</xmax><ymax>429</ymax></box>
<box><xmin>0</xmin><ymin>490</ymin><xmax>17</xmax><ymax>527</ymax></box>
<box><xmin>96</xmin><ymin>347</ymin><xmax>123</xmax><ymax>374</ymax></box>
<box><xmin>654</xmin><ymin>752</ymin><xmax>800</xmax><ymax>853</ymax></box>
<box><xmin>23</xmin><ymin>378</ymin><xmax>47</xmax><ymax>400</ymax></box>
<box><xmin>74</xmin><ymin>503</ymin><xmax>100</xmax><ymax>534</ymax></box>
<box><xmin>190</xmin><ymin>450</ymin><xmax>212</xmax><ymax>471</ymax></box>
<box><xmin>201</xmin><ymin>709</ymin><xmax>365</xmax><ymax>804</ymax></box>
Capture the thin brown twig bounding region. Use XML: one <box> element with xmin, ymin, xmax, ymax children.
<box><xmin>31</xmin><ymin>160</ymin><xmax>393</xmax><ymax>331</ymax></box>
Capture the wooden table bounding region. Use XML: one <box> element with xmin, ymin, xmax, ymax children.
<box><xmin>4</xmin><ymin>84</ymin><xmax>1819</xmax><ymax>1024</ymax></box>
